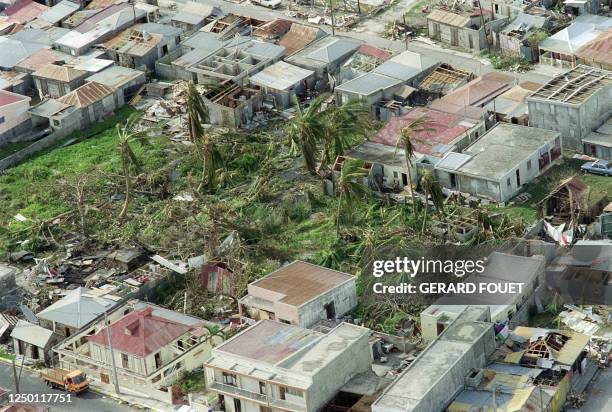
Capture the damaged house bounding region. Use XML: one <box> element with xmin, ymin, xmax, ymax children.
<box><xmin>54</xmin><ymin>81</ymin><xmax>122</xmax><ymax>129</ymax></box>
<box><xmin>278</xmin><ymin>23</ymin><xmax>327</xmax><ymax>56</ymax></box>
<box><xmin>205</xmin><ymin>320</ymin><xmax>371</xmax><ymax>412</ymax></box>
<box><xmin>239</xmin><ymin>261</ymin><xmax>357</xmax><ymax>328</ymax></box>
<box><xmin>415</xmin><ymin>63</ymin><xmax>473</xmax><ymax>102</ymax></box>
<box><xmin>32</xmin><ymin>63</ymin><xmax>88</xmax><ymax>99</ymax></box>
<box><xmin>249</xmin><ymin>60</ymin><xmax>315</xmax><ymax>109</ymax></box>
<box><xmin>485</xmin><ymin>80</ymin><xmax>541</xmax><ymax>125</ymax></box>
<box><xmin>11</xmin><ymin>320</ymin><xmax>61</xmax><ymax>364</ymax></box>
<box><xmin>55</xmin><ymin>301</ymin><xmax>219</xmax><ymax>404</ymax></box>
<box><xmin>202</xmin><ymin>81</ymin><xmax>263</xmax><ymax>128</ymax></box>
<box><xmin>102</xmin><ymin>28</ymin><xmax>165</xmax><ymax>71</ymax></box>
<box><xmin>170</xmin><ymin>1</ymin><xmax>220</xmax><ymax>35</ymax></box>
<box><xmin>495</xmin><ymin>11</ymin><xmax>551</xmax><ymax>62</ymax></box>
<box><xmin>435</xmin><ymin>123</ymin><xmax>562</xmax><ymax>203</ymax></box>
<box><xmin>537</xmin><ymin>176</ymin><xmax>608</xmax><ymax>224</ymax></box>
<box><xmin>85</xmin><ymin>65</ymin><xmax>146</xmax><ymax>103</ymax></box>
<box><xmin>527</xmin><ymin>65</ymin><xmax>612</xmax><ymax>151</ymax></box>
<box><xmin>426</xmin><ymin>6</ymin><xmax>508</xmax><ymax>51</ymax></box>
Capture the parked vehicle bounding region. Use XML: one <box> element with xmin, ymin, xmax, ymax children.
<box><xmin>251</xmin><ymin>0</ymin><xmax>282</xmax><ymax>8</ymax></box>
<box><xmin>581</xmin><ymin>160</ymin><xmax>612</xmax><ymax>176</ymax></box>
<box><xmin>40</xmin><ymin>369</ymin><xmax>89</xmax><ymax>394</ymax></box>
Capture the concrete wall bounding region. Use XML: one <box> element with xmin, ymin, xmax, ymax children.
<box><xmin>0</xmin><ymin>118</ymin><xmax>33</xmax><ymax>147</ymax></box>
<box><xmin>34</xmin><ymin>77</ymin><xmax>84</xmax><ymax>99</ymax></box>
<box><xmin>298</xmin><ymin>279</ymin><xmax>357</xmax><ymax>328</ymax></box>
<box><xmin>0</xmin><ymin>96</ymin><xmax>31</xmax><ymax>140</ymax></box>
<box><xmin>0</xmin><ymin>126</ymin><xmax>74</xmax><ymax>171</ymax></box>
<box><xmin>528</xmin><ymin>85</ymin><xmax>612</xmax><ymax>150</ymax></box>
<box><xmin>307</xmin><ymin>330</ymin><xmax>371</xmax><ymax>411</ymax></box>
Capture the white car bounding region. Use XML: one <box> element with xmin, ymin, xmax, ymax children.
<box><xmin>252</xmin><ymin>0</ymin><xmax>282</xmax><ymax>8</ymax></box>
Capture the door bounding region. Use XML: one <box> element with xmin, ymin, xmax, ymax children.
<box><xmin>280</xmin><ymin>386</ymin><xmax>286</xmax><ymax>400</ymax></box>
<box><xmin>401</xmin><ymin>173</ymin><xmax>408</xmax><ymax>186</ymax></box>
<box><xmin>101</xmin><ymin>373</ymin><xmax>110</xmax><ymax>384</ymax></box>
<box><xmin>324</xmin><ymin>302</ymin><xmax>336</xmax><ymax>319</ymax></box>
<box><xmin>451</xmin><ymin>28</ymin><xmax>459</xmax><ymax>46</ymax></box>
<box><xmin>154</xmin><ymin>352</ymin><xmax>162</xmax><ymax>369</ymax></box>
<box><xmin>516</xmin><ymin>169</ymin><xmax>521</xmax><ymax>186</ymax></box>
<box><xmin>450</xmin><ymin>173</ymin><xmax>457</xmax><ymax>190</ymax></box>
<box><xmin>233</xmin><ymin>398</ymin><xmax>242</xmax><ymax>412</ymax></box>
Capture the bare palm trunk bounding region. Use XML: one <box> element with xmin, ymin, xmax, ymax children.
<box><xmin>336</xmin><ymin>189</ymin><xmax>344</xmax><ymax>237</ymax></box>
<box><xmin>421</xmin><ymin>188</ymin><xmax>429</xmax><ymax>235</ymax></box>
<box><xmin>120</xmin><ymin>156</ymin><xmax>131</xmax><ymax>220</ymax></box>
<box><xmin>405</xmin><ymin>154</ymin><xmax>416</xmax><ymax>216</ymax></box>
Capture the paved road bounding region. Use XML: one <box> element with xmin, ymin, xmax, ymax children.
<box><xmin>581</xmin><ymin>368</ymin><xmax>612</xmax><ymax>412</ymax></box>
<box><xmin>0</xmin><ymin>363</ymin><xmax>137</xmax><ymax>412</ymax></box>
<box><xmin>160</xmin><ymin>0</ymin><xmax>561</xmax><ymax>84</ymax></box>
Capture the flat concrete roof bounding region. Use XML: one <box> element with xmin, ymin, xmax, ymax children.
<box><xmin>249</xmin><ymin>261</ymin><xmax>354</xmax><ymax>307</ymax></box>
<box><xmin>457</xmin><ymin>123</ymin><xmax>559</xmax><ymax>181</ymax></box>
<box><xmin>373</xmin><ymin>307</ymin><xmax>492</xmax><ymax>412</ymax></box>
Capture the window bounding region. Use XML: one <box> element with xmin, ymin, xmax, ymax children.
<box><xmin>222</xmin><ymin>372</ymin><xmax>237</xmax><ymax>386</ymax></box>
<box><xmin>285</xmin><ymin>387</ymin><xmax>304</xmax><ymax>398</ymax></box>
<box><xmin>506</xmin><ymin>178</ymin><xmax>511</xmax><ymax>187</ymax></box>
<box><xmin>0</xmin><ymin>116</ymin><xmax>4</xmax><ymax>124</ymax></box>
<box><xmin>279</xmin><ymin>319</ymin><xmax>291</xmax><ymax>324</ymax></box>
<box><xmin>121</xmin><ymin>353</ymin><xmax>129</xmax><ymax>368</ymax></box>
<box><xmin>527</xmin><ymin>160</ymin><xmax>532</xmax><ymax>171</ymax></box>
<box><xmin>259</xmin><ymin>381</ymin><xmax>266</xmax><ymax>395</ymax></box>
<box><xmin>393</xmin><ymin>171</ymin><xmax>398</xmax><ymax>178</ymax></box>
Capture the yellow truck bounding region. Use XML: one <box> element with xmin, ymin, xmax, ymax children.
<box><xmin>40</xmin><ymin>368</ymin><xmax>89</xmax><ymax>395</ymax></box>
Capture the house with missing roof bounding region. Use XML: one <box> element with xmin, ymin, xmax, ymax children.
<box><xmin>11</xmin><ymin>319</ymin><xmax>61</xmax><ymax>364</ymax></box>
<box><xmin>0</xmin><ymin>90</ymin><xmax>31</xmax><ymax>147</ymax></box>
<box><xmin>204</xmin><ymin>320</ymin><xmax>371</xmax><ymax>412</ymax></box>
<box><xmin>495</xmin><ymin>12</ymin><xmax>551</xmax><ymax>62</ymax></box>
<box><xmin>32</xmin><ymin>63</ymin><xmax>88</xmax><ymax>99</ymax></box>
<box><xmin>239</xmin><ymin>261</ymin><xmax>357</xmax><ymax>328</ymax></box>
<box><xmin>527</xmin><ymin>65</ymin><xmax>612</xmax><ymax>151</ymax></box>
<box><xmin>485</xmin><ymin>81</ymin><xmax>541</xmax><ymax>125</ymax></box>
<box><xmin>334</xmin><ymin>51</ymin><xmax>439</xmax><ymax>111</ymax></box>
<box><xmin>36</xmin><ymin>287</ymin><xmax>119</xmax><ymax>338</ymax></box>
<box><xmin>349</xmin><ymin>107</ymin><xmax>484</xmax><ymax>190</ymax></box>
<box><xmin>170</xmin><ymin>1</ymin><xmax>220</xmax><ymax>35</ymax></box>
<box><xmin>202</xmin><ymin>81</ymin><xmax>263</xmax><ymax>128</ymax></box>
<box><xmin>426</xmin><ymin>7</ymin><xmax>508</xmax><ymax>51</ymax></box>
<box><xmin>435</xmin><ymin>123</ymin><xmax>562</xmax><ymax>203</ymax></box>
<box><xmin>55</xmin><ymin>300</ymin><xmax>219</xmax><ymax>403</ymax></box>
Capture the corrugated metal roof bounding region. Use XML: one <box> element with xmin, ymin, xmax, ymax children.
<box><xmin>575</xmin><ymin>29</ymin><xmax>612</xmax><ymax>66</ymax></box>
<box><xmin>436</xmin><ymin>152</ymin><xmax>472</xmax><ymax>171</ymax></box>
<box><xmin>33</xmin><ymin>63</ymin><xmax>87</xmax><ymax>82</ymax></box>
<box><xmin>85</xmin><ymin>65</ymin><xmax>145</xmax><ymax>89</ymax></box>
<box><xmin>4</xmin><ymin>0</ymin><xmax>49</xmax><ymax>24</ymax></box>
<box><xmin>427</xmin><ymin>9</ymin><xmax>470</xmax><ymax>27</ymax></box>
<box><xmin>336</xmin><ymin>72</ymin><xmax>401</xmax><ymax>95</ymax></box>
<box><xmin>279</xmin><ymin>23</ymin><xmax>326</xmax><ymax>55</ymax></box>
<box><xmin>36</xmin><ymin>287</ymin><xmax>117</xmax><ymax>329</ymax></box>
<box><xmin>38</xmin><ymin>0</ymin><xmax>80</xmax><ymax>25</ymax></box>
<box><xmin>14</xmin><ymin>48</ymin><xmax>67</xmax><ymax>72</ymax></box>
<box><xmin>57</xmin><ymin>81</ymin><xmax>114</xmax><ymax>108</ymax></box>
<box><xmin>249</xmin><ymin>60</ymin><xmax>313</xmax><ymax>90</ymax></box>
<box><xmin>10</xmin><ymin>320</ymin><xmax>55</xmax><ymax>348</ymax></box>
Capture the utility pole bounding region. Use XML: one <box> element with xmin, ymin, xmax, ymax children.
<box><xmin>329</xmin><ymin>0</ymin><xmax>336</xmax><ymax>36</ymax></box>
<box><xmin>11</xmin><ymin>355</ymin><xmax>25</xmax><ymax>394</ymax></box>
<box><xmin>403</xmin><ymin>15</ymin><xmax>409</xmax><ymax>51</ymax></box>
<box><xmin>104</xmin><ymin>311</ymin><xmax>121</xmax><ymax>395</ymax></box>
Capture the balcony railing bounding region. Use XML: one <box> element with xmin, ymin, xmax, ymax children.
<box><xmin>208</xmin><ymin>382</ymin><xmax>306</xmax><ymax>412</ymax></box>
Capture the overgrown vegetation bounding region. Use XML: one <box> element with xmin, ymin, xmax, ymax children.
<box><xmin>483</xmin><ymin>52</ymin><xmax>534</xmax><ymax>72</ymax></box>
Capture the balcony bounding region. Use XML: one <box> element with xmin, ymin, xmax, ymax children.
<box><xmin>208</xmin><ymin>382</ymin><xmax>306</xmax><ymax>412</ymax></box>
<box><xmin>208</xmin><ymin>382</ymin><xmax>268</xmax><ymax>403</ymax></box>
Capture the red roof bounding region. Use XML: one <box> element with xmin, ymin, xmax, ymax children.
<box><xmin>357</xmin><ymin>44</ymin><xmax>392</xmax><ymax>62</ymax></box>
<box><xmin>575</xmin><ymin>30</ymin><xmax>612</xmax><ymax>67</ymax></box>
<box><xmin>15</xmin><ymin>49</ymin><xmax>66</xmax><ymax>72</ymax></box>
<box><xmin>0</xmin><ymin>90</ymin><xmax>28</xmax><ymax>107</ymax></box>
<box><xmin>4</xmin><ymin>0</ymin><xmax>49</xmax><ymax>24</ymax></box>
<box><xmin>370</xmin><ymin>107</ymin><xmax>475</xmax><ymax>156</ymax></box>
<box><xmin>88</xmin><ymin>307</ymin><xmax>193</xmax><ymax>357</ymax></box>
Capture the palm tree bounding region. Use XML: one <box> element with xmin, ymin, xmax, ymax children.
<box><xmin>286</xmin><ymin>95</ymin><xmax>328</xmax><ymax>174</ymax></box>
<box><xmin>336</xmin><ymin>158</ymin><xmax>370</xmax><ymax>236</ymax></box>
<box><xmin>419</xmin><ymin>169</ymin><xmax>444</xmax><ymax>235</ymax></box>
<box><xmin>395</xmin><ymin>115</ymin><xmax>431</xmax><ymax>216</ymax></box>
<box><xmin>186</xmin><ymin>81</ymin><xmax>223</xmax><ymax>193</ymax></box>
<box><xmin>319</xmin><ymin>101</ymin><xmax>371</xmax><ymax>172</ymax></box>
<box><xmin>116</xmin><ymin>113</ymin><xmax>149</xmax><ymax>220</ymax></box>
<box><xmin>204</xmin><ymin>324</ymin><xmax>227</xmax><ymax>347</ymax></box>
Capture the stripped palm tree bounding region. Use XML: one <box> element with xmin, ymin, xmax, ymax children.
<box><xmin>286</xmin><ymin>95</ymin><xmax>328</xmax><ymax>174</ymax></box>
<box><xmin>395</xmin><ymin>115</ymin><xmax>432</xmax><ymax>215</ymax></box>
<box><xmin>186</xmin><ymin>81</ymin><xmax>224</xmax><ymax>193</ymax></box>
<box><xmin>336</xmin><ymin>158</ymin><xmax>370</xmax><ymax>236</ymax></box>
<box><xmin>419</xmin><ymin>168</ymin><xmax>444</xmax><ymax>235</ymax></box>
<box><xmin>116</xmin><ymin>113</ymin><xmax>149</xmax><ymax>220</ymax></box>
<box><xmin>204</xmin><ymin>324</ymin><xmax>227</xmax><ymax>347</ymax></box>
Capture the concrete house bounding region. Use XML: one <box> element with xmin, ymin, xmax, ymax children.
<box><xmin>435</xmin><ymin>123</ymin><xmax>562</xmax><ymax>203</ymax></box>
<box><xmin>527</xmin><ymin>65</ymin><xmax>612</xmax><ymax>150</ymax></box>
<box><xmin>285</xmin><ymin>36</ymin><xmax>361</xmax><ymax>88</ymax></box>
<box><xmin>538</xmin><ymin>15</ymin><xmax>612</xmax><ymax>69</ymax></box>
<box><xmin>362</xmin><ymin>107</ymin><xmax>485</xmax><ymax>188</ymax></box>
<box><xmin>11</xmin><ymin>320</ymin><xmax>60</xmax><ymax>364</ymax></box>
<box><xmin>427</xmin><ymin>7</ymin><xmax>508</xmax><ymax>51</ymax></box>
<box><xmin>496</xmin><ymin>12</ymin><xmax>550</xmax><ymax>62</ymax></box>
<box><xmin>335</xmin><ymin>51</ymin><xmax>438</xmax><ymax>108</ymax></box>
<box><xmin>372</xmin><ymin>306</ymin><xmax>495</xmax><ymax>412</ymax></box>
<box><xmin>85</xmin><ymin>65</ymin><xmax>146</xmax><ymax>103</ymax></box>
<box><xmin>582</xmin><ymin>117</ymin><xmax>612</xmax><ymax>160</ymax></box>
<box><xmin>56</xmin><ymin>81</ymin><xmax>122</xmax><ymax>128</ymax></box>
<box><xmin>102</xmin><ymin>28</ymin><xmax>164</xmax><ymax>71</ymax></box>
<box><xmin>485</xmin><ymin>80</ymin><xmax>541</xmax><ymax>125</ymax></box>
<box><xmin>32</xmin><ymin>63</ymin><xmax>88</xmax><ymax>99</ymax></box>
<box><xmin>29</xmin><ymin>98</ymin><xmax>80</xmax><ymax>132</ymax></box>
<box><xmin>0</xmin><ymin>90</ymin><xmax>31</xmax><ymax>147</ymax></box>
<box><xmin>171</xmin><ymin>2</ymin><xmax>220</xmax><ymax>35</ymax></box>
<box><xmin>420</xmin><ymin>251</ymin><xmax>546</xmax><ymax>341</ymax></box>
<box><xmin>37</xmin><ymin>0</ymin><xmax>80</xmax><ymax>27</ymax></box>
<box><xmin>249</xmin><ymin>61</ymin><xmax>315</xmax><ymax>109</ymax></box>
<box><xmin>205</xmin><ymin>320</ymin><xmax>371</xmax><ymax>412</ymax></box>
<box><xmin>187</xmin><ymin>39</ymin><xmax>285</xmax><ymax>87</ymax></box>
<box><xmin>202</xmin><ymin>81</ymin><xmax>263</xmax><ymax>128</ymax></box>
<box><xmin>239</xmin><ymin>261</ymin><xmax>357</xmax><ymax>328</ymax></box>
<box><xmin>36</xmin><ymin>287</ymin><xmax>119</xmax><ymax>338</ymax></box>
<box><xmin>55</xmin><ymin>301</ymin><xmax>218</xmax><ymax>404</ymax></box>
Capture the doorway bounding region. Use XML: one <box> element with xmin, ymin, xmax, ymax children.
<box><xmin>516</xmin><ymin>169</ymin><xmax>521</xmax><ymax>186</ymax></box>
<box><xmin>324</xmin><ymin>302</ymin><xmax>336</xmax><ymax>319</ymax></box>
